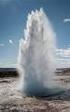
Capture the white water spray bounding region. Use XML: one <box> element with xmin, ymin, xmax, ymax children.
<box><xmin>17</xmin><ymin>8</ymin><xmax>62</xmax><ymax>96</ymax></box>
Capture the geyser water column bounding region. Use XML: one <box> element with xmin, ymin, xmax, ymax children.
<box><xmin>17</xmin><ymin>8</ymin><xmax>60</xmax><ymax>96</ymax></box>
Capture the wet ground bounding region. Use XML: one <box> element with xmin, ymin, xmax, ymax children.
<box><xmin>0</xmin><ymin>69</ymin><xmax>70</xmax><ymax>112</ymax></box>
<box><xmin>0</xmin><ymin>76</ymin><xmax>70</xmax><ymax>112</ymax></box>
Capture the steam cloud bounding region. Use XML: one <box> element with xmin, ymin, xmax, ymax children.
<box><xmin>17</xmin><ymin>8</ymin><xmax>62</xmax><ymax>96</ymax></box>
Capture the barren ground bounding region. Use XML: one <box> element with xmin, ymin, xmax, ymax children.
<box><xmin>0</xmin><ymin>69</ymin><xmax>70</xmax><ymax>112</ymax></box>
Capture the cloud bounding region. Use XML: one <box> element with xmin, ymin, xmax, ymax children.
<box><xmin>56</xmin><ymin>48</ymin><xmax>70</xmax><ymax>58</ymax></box>
<box><xmin>56</xmin><ymin>58</ymin><xmax>70</xmax><ymax>68</ymax></box>
<box><xmin>56</xmin><ymin>46</ymin><xmax>70</xmax><ymax>68</ymax></box>
<box><xmin>0</xmin><ymin>59</ymin><xmax>17</xmax><ymax>68</ymax></box>
<box><xmin>0</xmin><ymin>43</ymin><xmax>4</xmax><ymax>47</ymax></box>
<box><xmin>63</xmin><ymin>18</ymin><xmax>70</xmax><ymax>23</ymax></box>
<box><xmin>9</xmin><ymin>39</ymin><xmax>13</xmax><ymax>44</ymax></box>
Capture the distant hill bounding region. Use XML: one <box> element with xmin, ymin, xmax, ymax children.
<box><xmin>0</xmin><ymin>68</ymin><xmax>18</xmax><ymax>78</ymax></box>
<box><xmin>0</xmin><ymin>68</ymin><xmax>16</xmax><ymax>72</ymax></box>
<box><xmin>56</xmin><ymin>68</ymin><xmax>70</xmax><ymax>73</ymax></box>
<box><xmin>0</xmin><ymin>68</ymin><xmax>70</xmax><ymax>77</ymax></box>
<box><xmin>1</xmin><ymin>68</ymin><xmax>70</xmax><ymax>72</ymax></box>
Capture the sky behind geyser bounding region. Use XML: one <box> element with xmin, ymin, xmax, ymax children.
<box><xmin>0</xmin><ymin>0</ymin><xmax>70</xmax><ymax>68</ymax></box>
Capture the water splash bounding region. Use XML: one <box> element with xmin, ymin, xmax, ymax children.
<box><xmin>17</xmin><ymin>8</ymin><xmax>62</xmax><ymax>96</ymax></box>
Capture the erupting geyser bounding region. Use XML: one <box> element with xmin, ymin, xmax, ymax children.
<box><xmin>17</xmin><ymin>8</ymin><xmax>61</xmax><ymax>96</ymax></box>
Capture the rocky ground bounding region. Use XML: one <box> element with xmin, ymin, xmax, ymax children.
<box><xmin>0</xmin><ymin>69</ymin><xmax>70</xmax><ymax>111</ymax></box>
